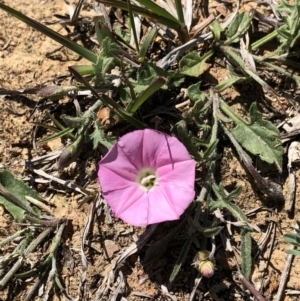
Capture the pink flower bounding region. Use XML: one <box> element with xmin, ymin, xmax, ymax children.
<box><xmin>98</xmin><ymin>129</ymin><xmax>195</xmax><ymax>227</ymax></box>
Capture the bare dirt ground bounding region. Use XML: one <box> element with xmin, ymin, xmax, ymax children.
<box><xmin>1</xmin><ymin>0</ymin><xmax>300</xmax><ymax>301</ymax></box>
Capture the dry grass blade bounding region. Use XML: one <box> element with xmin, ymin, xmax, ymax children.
<box><xmin>275</xmin><ymin>223</ymin><xmax>298</xmax><ymax>301</ymax></box>
<box><xmin>159</xmin><ymin>2</ymin><xmax>240</xmax><ymax>69</ymax></box>
<box><xmin>189</xmin><ymin>274</ymin><xmax>203</xmax><ymax>301</ymax></box>
<box><xmin>0</xmin><ymin>227</ymin><xmax>53</xmax><ymax>289</ymax></box>
<box><xmin>161</xmin><ymin>285</ymin><xmax>177</xmax><ymax>301</ymax></box>
<box><xmin>182</xmin><ymin>0</ymin><xmax>192</xmax><ymax>30</ymax></box>
<box><xmin>80</xmin><ymin>197</ymin><xmax>97</xmax><ymax>271</ymax></box>
<box><xmin>25</xmin><ymin>196</ymin><xmax>53</xmax><ymax>214</ymax></box>
<box><xmin>28</xmin><ymin>151</ymin><xmax>61</xmax><ymax>164</ymax></box>
<box><xmin>2</xmin><ymin>0</ymin><xmax>300</xmax><ymax>299</ymax></box>
<box><xmin>32</xmin><ymin>169</ymin><xmax>90</xmax><ymax>196</ymax></box>
<box><xmin>285</xmin><ymin>141</ymin><xmax>300</xmax><ymax>211</ymax></box>
<box><xmin>113</xmin><ymin>224</ymin><xmax>158</xmax><ymax>271</ymax></box>
<box><xmin>110</xmin><ymin>271</ymin><xmax>126</xmax><ymax>301</ymax></box>
<box><xmin>238</xmin><ymin>273</ymin><xmax>266</xmax><ymax>301</ymax></box>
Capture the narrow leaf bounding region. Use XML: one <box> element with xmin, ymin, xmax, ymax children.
<box><xmin>240</xmin><ymin>229</ymin><xmax>252</xmax><ymax>280</ymax></box>
<box><xmin>169</xmin><ymin>238</ymin><xmax>192</xmax><ymax>282</ymax></box>
<box><xmin>139</xmin><ymin>27</ymin><xmax>157</xmax><ymax>61</ymax></box>
<box><xmin>127</xmin><ymin>77</ymin><xmax>167</xmax><ymax>113</ymax></box>
<box><xmin>286</xmin><ymin>249</ymin><xmax>300</xmax><ymax>256</ymax></box>
<box><xmin>36</xmin><ymin>127</ymin><xmax>75</xmax><ymax>145</ymax></box>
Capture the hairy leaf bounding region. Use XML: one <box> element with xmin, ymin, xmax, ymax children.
<box><xmin>240</xmin><ymin>229</ymin><xmax>252</xmax><ymax>279</ymax></box>
<box><xmin>61</xmin><ymin>115</ymin><xmax>87</xmax><ymax>129</ymax></box>
<box><xmin>90</xmin><ymin>122</ymin><xmax>116</xmax><ymax>149</ymax></box>
<box><xmin>179</xmin><ymin>50</ymin><xmax>211</xmax><ymax>77</ymax></box>
<box><xmin>0</xmin><ymin>170</ymin><xmax>40</xmax><ymax>222</ymax></box>
<box><xmin>225</xmin><ymin>12</ymin><xmax>252</xmax><ymax>44</ymax></box>
<box><xmin>220</xmin><ymin>101</ymin><xmax>283</xmax><ymax>171</ymax></box>
<box><xmin>186</xmin><ymin>82</ymin><xmax>203</xmax><ymax>102</ymax></box>
<box><xmin>189</xmin><ymin>218</ymin><xmax>223</xmax><ymax>237</ymax></box>
<box><xmin>210</xmin><ymin>184</ymin><xmax>246</xmax><ymax>222</ymax></box>
<box><xmin>169</xmin><ymin>238</ymin><xmax>192</xmax><ymax>282</ymax></box>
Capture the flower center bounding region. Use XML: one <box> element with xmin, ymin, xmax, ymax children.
<box><xmin>137</xmin><ymin>168</ymin><xmax>157</xmax><ymax>190</ymax></box>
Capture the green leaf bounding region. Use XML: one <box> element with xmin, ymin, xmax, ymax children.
<box><xmin>69</xmin><ymin>66</ymin><xmax>146</xmax><ymax>129</ymax></box>
<box><xmin>139</xmin><ymin>27</ymin><xmax>157</xmax><ymax>61</ymax></box>
<box><xmin>167</xmin><ymin>71</ymin><xmax>185</xmax><ymax>87</ymax></box>
<box><xmin>96</xmin><ymin>0</ymin><xmax>184</xmax><ymax>38</ymax></box>
<box><xmin>276</xmin><ymin>0</ymin><xmax>300</xmax><ymax>48</ymax></box>
<box><xmin>93</xmin><ymin>37</ymin><xmax>119</xmax><ymax>83</ymax></box>
<box><xmin>115</xmin><ymin>27</ymin><xmax>130</xmax><ymax>42</ymax></box>
<box><xmin>175</xmin><ymin>120</ymin><xmax>201</xmax><ymax>160</ymax></box>
<box><xmin>277</xmin><ymin>0</ymin><xmax>295</xmax><ymax>10</ymax></box>
<box><xmin>251</xmin><ymin>0</ymin><xmax>300</xmax><ymax>51</ymax></box>
<box><xmin>215</xmin><ymin>76</ymin><xmax>243</xmax><ymax>92</ymax></box>
<box><xmin>169</xmin><ymin>238</ymin><xmax>192</xmax><ymax>282</ymax></box>
<box><xmin>94</xmin><ymin>16</ymin><xmax>114</xmax><ymax>46</ymax></box>
<box><xmin>136</xmin><ymin>0</ymin><xmax>181</xmax><ymax>24</ymax></box>
<box><xmin>284</xmin><ymin>233</ymin><xmax>300</xmax><ymax>246</ymax></box>
<box><xmin>119</xmin><ymin>86</ymin><xmax>133</xmax><ymax>103</ymax></box>
<box><xmin>127</xmin><ymin>0</ymin><xmax>140</xmax><ymax>52</ymax></box>
<box><xmin>0</xmin><ymin>170</ymin><xmax>41</xmax><ymax>222</ymax></box>
<box><xmin>36</xmin><ymin>127</ymin><xmax>75</xmax><ymax>145</ymax></box>
<box><xmin>202</xmin><ymin>139</ymin><xmax>219</xmax><ymax>160</ymax></box>
<box><xmin>89</xmin><ymin>122</ymin><xmax>116</xmax><ymax>149</ymax></box>
<box><xmin>241</xmin><ymin>229</ymin><xmax>252</xmax><ymax>279</ymax></box>
<box><xmin>174</xmin><ymin>0</ymin><xmax>185</xmax><ymax>24</ymax></box>
<box><xmin>189</xmin><ymin>218</ymin><xmax>223</xmax><ymax>237</ymax></box>
<box><xmin>210</xmin><ymin>20</ymin><xmax>223</xmax><ymax>42</ymax></box>
<box><xmin>70</xmin><ymin>65</ymin><xmax>95</xmax><ymax>76</ymax></box>
<box><xmin>210</xmin><ymin>184</ymin><xmax>245</xmax><ymax>222</ymax></box>
<box><xmin>127</xmin><ymin>77</ymin><xmax>167</xmax><ymax>113</ymax></box>
<box><xmin>186</xmin><ymin>82</ymin><xmax>202</xmax><ymax>102</ymax></box>
<box><xmin>61</xmin><ymin>115</ymin><xmax>87</xmax><ymax>129</ymax></box>
<box><xmin>220</xmin><ymin>101</ymin><xmax>283</xmax><ymax>171</ymax></box>
<box><xmin>286</xmin><ymin>249</ymin><xmax>300</xmax><ymax>256</ymax></box>
<box><xmin>137</xmin><ymin>62</ymin><xmax>168</xmax><ymax>85</ymax></box>
<box><xmin>225</xmin><ymin>12</ymin><xmax>252</xmax><ymax>44</ymax></box>
<box><xmin>179</xmin><ymin>50</ymin><xmax>212</xmax><ymax>77</ymax></box>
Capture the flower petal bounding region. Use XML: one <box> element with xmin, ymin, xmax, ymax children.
<box><xmin>139</xmin><ymin>129</ymin><xmax>193</xmax><ymax>168</ymax></box>
<box><xmin>99</xmin><ymin>142</ymin><xmax>139</xmax><ymax>181</ymax></box>
<box><xmin>116</xmin><ymin>129</ymin><xmax>193</xmax><ymax>169</ymax></box>
<box><xmin>115</xmin><ymin>187</ymin><xmax>181</xmax><ymax>226</ymax></box>
<box><xmin>156</xmin><ymin>182</ymin><xmax>195</xmax><ymax>217</ymax></box>
<box><xmin>157</xmin><ymin>160</ymin><xmax>195</xmax><ymax>189</ymax></box>
<box><xmin>98</xmin><ymin>129</ymin><xmax>196</xmax><ymax>226</ymax></box>
<box><xmin>102</xmin><ymin>184</ymin><xmax>146</xmax><ymax>217</ymax></box>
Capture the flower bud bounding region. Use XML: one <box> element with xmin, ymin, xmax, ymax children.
<box><xmin>198</xmin><ymin>260</ymin><xmax>214</xmax><ymax>278</ymax></box>
<box><xmin>193</xmin><ymin>250</ymin><xmax>215</xmax><ymax>278</ymax></box>
<box><xmin>37</xmin><ymin>85</ymin><xmax>78</xmax><ymax>100</ymax></box>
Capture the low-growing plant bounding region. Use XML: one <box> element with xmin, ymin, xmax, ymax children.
<box><xmin>0</xmin><ymin>0</ymin><xmax>298</xmax><ymax>298</ymax></box>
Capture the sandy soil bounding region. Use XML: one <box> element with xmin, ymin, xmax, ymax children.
<box><xmin>1</xmin><ymin>0</ymin><xmax>300</xmax><ymax>301</ymax></box>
